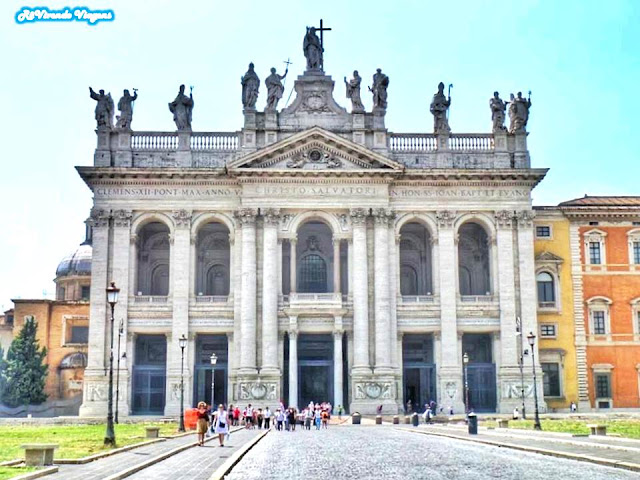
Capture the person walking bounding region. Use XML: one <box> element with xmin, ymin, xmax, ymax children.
<box><xmin>264</xmin><ymin>407</ymin><xmax>272</xmax><ymax>429</ymax></box>
<box><xmin>305</xmin><ymin>408</ymin><xmax>313</xmax><ymax>430</ymax></box>
<box><xmin>212</xmin><ymin>404</ymin><xmax>229</xmax><ymax>447</ymax></box>
<box><xmin>321</xmin><ymin>409</ymin><xmax>329</xmax><ymax>429</ymax></box>
<box><xmin>195</xmin><ymin>401</ymin><xmax>210</xmax><ymax>446</ymax></box>
<box><xmin>314</xmin><ymin>408</ymin><xmax>322</xmax><ymax>430</ymax></box>
<box><xmin>288</xmin><ymin>408</ymin><xmax>297</xmax><ymax>432</ymax></box>
<box><xmin>257</xmin><ymin>408</ymin><xmax>264</xmax><ymax>429</ymax></box>
<box><xmin>245</xmin><ymin>403</ymin><xmax>254</xmax><ymax>429</ymax></box>
<box><xmin>276</xmin><ymin>408</ymin><xmax>284</xmax><ymax>431</ymax></box>
<box><xmin>337</xmin><ymin>404</ymin><xmax>343</xmax><ymax>419</ymax></box>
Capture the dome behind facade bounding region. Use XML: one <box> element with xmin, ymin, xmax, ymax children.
<box><xmin>56</xmin><ymin>243</ymin><xmax>92</xmax><ymax>278</ymax></box>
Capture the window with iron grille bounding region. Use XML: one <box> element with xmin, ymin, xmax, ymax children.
<box><xmin>633</xmin><ymin>242</ymin><xmax>640</xmax><ymax>264</ymax></box>
<box><xmin>593</xmin><ymin>311</ymin><xmax>606</xmax><ymax>335</ymax></box>
<box><xmin>541</xmin><ymin>363</ymin><xmax>560</xmax><ymax>397</ymax></box>
<box><xmin>595</xmin><ymin>374</ymin><xmax>610</xmax><ymax>398</ymax></box>
<box><xmin>540</xmin><ymin>324</ymin><xmax>556</xmax><ymax>337</ymax></box>
<box><xmin>535</xmin><ymin>225</ymin><xmax>551</xmax><ymax>238</ymax></box>
<box><xmin>298</xmin><ymin>254</ymin><xmax>327</xmax><ymax>293</ymax></box>
<box><xmin>589</xmin><ymin>242</ymin><xmax>602</xmax><ymax>264</ymax></box>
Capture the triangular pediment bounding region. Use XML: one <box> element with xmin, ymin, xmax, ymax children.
<box><xmin>535</xmin><ymin>251</ymin><xmax>564</xmax><ymax>263</ymax></box>
<box><xmin>228</xmin><ymin>127</ymin><xmax>403</xmax><ymax>173</ymax></box>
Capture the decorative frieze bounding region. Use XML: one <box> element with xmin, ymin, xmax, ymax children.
<box><xmin>112</xmin><ymin>209</ymin><xmax>133</xmax><ymax>228</ymax></box>
<box><xmin>354</xmin><ymin>382</ymin><xmax>394</xmax><ymax>400</ymax></box>
<box><xmin>435</xmin><ymin>210</ymin><xmax>456</xmax><ymax>228</ymax></box>
<box><xmin>502</xmin><ymin>381</ymin><xmax>533</xmax><ymax>399</ymax></box>
<box><xmin>238</xmin><ymin>382</ymin><xmax>277</xmax><ymax>400</ymax></box>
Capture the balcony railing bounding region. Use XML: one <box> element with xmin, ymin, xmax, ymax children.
<box><xmin>401</xmin><ymin>295</ymin><xmax>435</xmax><ymax>303</ymax></box>
<box><xmin>133</xmin><ymin>295</ymin><xmax>169</xmax><ymax>304</ymax></box>
<box><xmin>191</xmin><ymin>132</ymin><xmax>238</xmax><ymax>151</ymax></box>
<box><xmin>131</xmin><ymin>132</ymin><xmax>178</xmax><ymax>150</ymax></box>
<box><xmin>459</xmin><ymin>295</ymin><xmax>496</xmax><ymax>303</ymax></box>
<box><xmin>448</xmin><ymin>134</ymin><xmax>494</xmax><ymax>151</ymax></box>
<box><xmin>195</xmin><ymin>295</ymin><xmax>229</xmax><ymax>303</ymax></box>
<box><xmin>288</xmin><ymin>292</ymin><xmax>342</xmax><ymax>304</ymax></box>
<box><xmin>130</xmin><ymin>131</ymin><xmax>238</xmax><ymax>152</ymax></box>
<box><xmin>389</xmin><ymin>133</ymin><xmax>495</xmax><ymax>152</ymax></box>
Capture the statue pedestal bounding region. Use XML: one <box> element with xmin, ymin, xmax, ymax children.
<box><xmin>114</xmin><ymin>130</ymin><xmax>132</xmax><ymax>167</ymax></box>
<box><xmin>94</xmin><ymin>128</ymin><xmax>112</xmax><ymax>167</ymax></box>
<box><xmin>176</xmin><ymin>131</ymin><xmax>192</xmax><ymax>167</ymax></box>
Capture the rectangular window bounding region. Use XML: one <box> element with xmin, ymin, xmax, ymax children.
<box><xmin>536</xmin><ymin>226</ymin><xmax>551</xmax><ymax>238</ymax></box>
<box><xmin>589</xmin><ymin>242</ymin><xmax>602</xmax><ymax>264</ymax></box>
<box><xmin>595</xmin><ymin>374</ymin><xmax>611</xmax><ymax>398</ymax></box>
<box><xmin>636</xmin><ymin>311</ymin><xmax>640</xmax><ymax>335</ymax></box>
<box><xmin>81</xmin><ymin>286</ymin><xmax>91</xmax><ymax>300</ymax></box>
<box><xmin>542</xmin><ymin>363</ymin><xmax>561</xmax><ymax>397</ymax></box>
<box><xmin>540</xmin><ymin>324</ymin><xmax>557</xmax><ymax>337</ymax></box>
<box><xmin>592</xmin><ymin>311</ymin><xmax>607</xmax><ymax>335</ymax></box>
<box><xmin>633</xmin><ymin>242</ymin><xmax>640</xmax><ymax>264</ymax></box>
<box><xmin>70</xmin><ymin>325</ymin><xmax>89</xmax><ymax>344</ymax></box>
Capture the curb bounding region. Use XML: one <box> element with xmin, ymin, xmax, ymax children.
<box><xmin>208</xmin><ymin>429</ymin><xmax>270</xmax><ymax>480</ymax></box>
<box><xmin>10</xmin><ymin>466</ymin><xmax>59</xmax><ymax>480</ymax></box>
<box><xmin>55</xmin><ymin>437</ymin><xmax>167</xmax><ymax>464</ymax></box>
<box><xmin>102</xmin><ymin>427</ymin><xmax>244</xmax><ymax>480</ymax></box>
<box><xmin>399</xmin><ymin>427</ymin><xmax>640</xmax><ymax>473</ymax></box>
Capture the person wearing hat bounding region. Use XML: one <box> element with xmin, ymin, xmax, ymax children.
<box><xmin>196</xmin><ymin>401</ymin><xmax>210</xmax><ymax>446</ymax></box>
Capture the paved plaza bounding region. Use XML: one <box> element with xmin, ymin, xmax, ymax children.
<box><xmin>225</xmin><ymin>426</ymin><xmax>640</xmax><ymax>480</ymax></box>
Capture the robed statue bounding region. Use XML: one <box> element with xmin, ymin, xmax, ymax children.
<box><xmin>508</xmin><ymin>91</ymin><xmax>531</xmax><ymax>133</ymax></box>
<box><xmin>344</xmin><ymin>71</ymin><xmax>364</xmax><ymax>112</ymax></box>
<box><xmin>369</xmin><ymin>68</ymin><xmax>389</xmax><ymax>110</ymax></box>
<box><xmin>116</xmin><ymin>89</ymin><xmax>138</xmax><ymax>130</ymax></box>
<box><xmin>241</xmin><ymin>63</ymin><xmax>260</xmax><ymax>110</ymax></box>
<box><xmin>89</xmin><ymin>87</ymin><xmax>114</xmax><ymax>129</ymax></box>
<box><xmin>303</xmin><ymin>27</ymin><xmax>323</xmax><ymax>71</ymax></box>
<box><xmin>168</xmin><ymin>84</ymin><xmax>194</xmax><ymax>131</ymax></box>
<box><xmin>489</xmin><ymin>91</ymin><xmax>506</xmax><ymax>132</ymax></box>
<box><xmin>265</xmin><ymin>67</ymin><xmax>288</xmax><ymax>111</ymax></box>
<box><xmin>430</xmin><ymin>82</ymin><xmax>451</xmax><ymax>133</ymax></box>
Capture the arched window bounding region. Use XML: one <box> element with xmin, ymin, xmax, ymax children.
<box><xmin>195</xmin><ymin>222</ymin><xmax>230</xmax><ymax>296</ymax></box>
<box><xmin>536</xmin><ymin>272</ymin><xmax>555</xmax><ymax>305</ymax></box>
<box><xmin>458</xmin><ymin>222</ymin><xmax>491</xmax><ymax>296</ymax></box>
<box><xmin>299</xmin><ymin>254</ymin><xmax>327</xmax><ymax>293</ymax></box>
<box><xmin>399</xmin><ymin>222</ymin><xmax>432</xmax><ymax>296</ymax></box>
<box><xmin>137</xmin><ymin>222</ymin><xmax>171</xmax><ymax>296</ymax></box>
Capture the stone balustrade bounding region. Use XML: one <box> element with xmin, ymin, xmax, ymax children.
<box><xmin>389</xmin><ymin>133</ymin><xmax>438</xmax><ymax>152</ymax></box>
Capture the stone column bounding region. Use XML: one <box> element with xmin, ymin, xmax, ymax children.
<box><xmin>228</xmin><ymin>233</ymin><xmax>235</xmax><ymax>300</ymax></box>
<box><xmin>333</xmin><ymin>239</ymin><xmax>341</xmax><ymax>294</ymax></box>
<box><xmin>235</xmin><ymin>208</ymin><xmax>258</xmax><ymax>374</ymax></box>
<box><xmin>289</xmin><ymin>238</ymin><xmax>297</xmax><ymax>294</ymax></box>
<box><xmin>288</xmin><ymin>330</ymin><xmax>298</xmax><ymax>408</ymax></box>
<box><xmin>389</xmin><ymin>231</ymin><xmax>399</xmax><ymax>370</ymax></box>
<box><xmin>261</xmin><ymin>208</ymin><xmax>280</xmax><ymax>375</ymax></box>
<box><xmin>111</xmin><ymin>210</ymin><xmax>133</xmax><ymax>417</ymax></box>
<box><xmin>79</xmin><ymin>208</ymin><xmax>111</xmax><ymax>417</ymax></box>
<box><xmin>350</xmin><ymin>208</ymin><xmax>370</xmax><ymax>373</ymax></box>
<box><xmin>166</xmin><ymin>210</ymin><xmax>192</xmax><ymax>415</ymax></box>
<box><xmin>232</xmin><ymin>225</ymin><xmax>242</xmax><ymax>376</ymax></box>
<box><xmin>435</xmin><ymin>210</ymin><xmax>464</xmax><ymax>413</ymax></box>
<box><xmin>333</xmin><ymin>330</ymin><xmax>344</xmax><ymax>409</ymax></box>
<box><xmin>373</xmin><ymin>208</ymin><xmax>393</xmax><ymax>373</ymax></box>
<box><xmin>495</xmin><ymin>210</ymin><xmax>518</xmax><ymax>369</ymax></box>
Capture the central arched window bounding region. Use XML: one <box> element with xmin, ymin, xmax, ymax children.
<box><xmin>536</xmin><ymin>272</ymin><xmax>555</xmax><ymax>305</ymax></box>
<box><xmin>299</xmin><ymin>254</ymin><xmax>327</xmax><ymax>292</ymax></box>
<box><xmin>399</xmin><ymin>222</ymin><xmax>432</xmax><ymax>295</ymax></box>
<box><xmin>137</xmin><ymin>222</ymin><xmax>171</xmax><ymax>296</ymax></box>
<box><xmin>458</xmin><ymin>222</ymin><xmax>491</xmax><ymax>296</ymax></box>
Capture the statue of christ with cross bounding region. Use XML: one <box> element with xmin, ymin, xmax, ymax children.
<box><xmin>303</xmin><ymin>20</ymin><xmax>331</xmax><ymax>71</ymax></box>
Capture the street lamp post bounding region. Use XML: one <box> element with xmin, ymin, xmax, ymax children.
<box><xmin>115</xmin><ymin>319</ymin><xmax>124</xmax><ymax>424</ymax></box>
<box><xmin>527</xmin><ymin>332</ymin><xmax>542</xmax><ymax>431</ymax></box>
<box><xmin>463</xmin><ymin>352</ymin><xmax>470</xmax><ymax>414</ymax></box>
<box><xmin>516</xmin><ymin>317</ymin><xmax>527</xmax><ymax>420</ymax></box>
<box><xmin>210</xmin><ymin>353</ymin><xmax>218</xmax><ymax>409</ymax></box>
<box><xmin>105</xmin><ymin>282</ymin><xmax>120</xmax><ymax>446</ymax></box>
<box><xmin>178</xmin><ymin>334</ymin><xmax>188</xmax><ymax>432</ymax></box>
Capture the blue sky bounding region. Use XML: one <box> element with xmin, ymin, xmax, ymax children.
<box><xmin>0</xmin><ymin>0</ymin><xmax>638</xmax><ymax>309</ymax></box>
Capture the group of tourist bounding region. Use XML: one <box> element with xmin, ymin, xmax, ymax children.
<box><xmin>193</xmin><ymin>400</ymin><xmax>339</xmax><ymax>445</ymax></box>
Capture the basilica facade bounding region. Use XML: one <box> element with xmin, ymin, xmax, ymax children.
<box><xmin>78</xmin><ymin>49</ymin><xmax>547</xmax><ymax>416</ymax></box>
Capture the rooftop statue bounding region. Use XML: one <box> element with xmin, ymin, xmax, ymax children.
<box><xmin>116</xmin><ymin>88</ymin><xmax>138</xmax><ymax>130</ymax></box>
<box><xmin>489</xmin><ymin>91</ymin><xmax>506</xmax><ymax>133</ymax></box>
<box><xmin>344</xmin><ymin>70</ymin><xmax>365</xmax><ymax>113</ymax></box>
<box><xmin>168</xmin><ymin>84</ymin><xmax>194</xmax><ymax>131</ymax></box>
<box><xmin>89</xmin><ymin>87</ymin><xmax>114</xmax><ymax>129</ymax></box>
<box><xmin>430</xmin><ymin>82</ymin><xmax>451</xmax><ymax>133</ymax></box>
<box><xmin>369</xmin><ymin>68</ymin><xmax>389</xmax><ymax>110</ymax></box>
<box><xmin>508</xmin><ymin>91</ymin><xmax>531</xmax><ymax>133</ymax></box>
<box><xmin>265</xmin><ymin>67</ymin><xmax>288</xmax><ymax>111</ymax></box>
<box><xmin>241</xmin><ymin>63</ymin><xmax>260</xmax><ymax>110</ymax></box>
<box><xmin>303</xmin><ymin>26</ymin><xmax>323</xmax><ymax>71</ymax></box>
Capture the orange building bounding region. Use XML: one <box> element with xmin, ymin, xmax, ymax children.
<box><xmin>560</xmin><ymin>196</ymin><xmax>640</xmax><ymax>410</ymax></box>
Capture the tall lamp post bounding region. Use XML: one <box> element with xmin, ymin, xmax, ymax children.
<box><xmin>516</xmin><ymin>317</ymin><xmax>527</xmax><ymax>420</ymax></box>
<box><xmin>210</xmin><ymin>353</ymin><xmax>218</xmax><ymax>408</ymax></box>
<box><xmin>178</xmin><ymin>334</ymin><xmax>188</xmax><ymax>432</ymax></box>
<box><xmin>527</xmin><ymin>332</ymin><xmax>542</xmax><ymax>431</ymax></box>
<box><xmin>105</xmin><ymin>282</ymin><xmax>120</xmax><ymax>446</ymax></box>
<box><xmin>463</xmin><ymin>352</ymin><xmax>470</xmax><ymax>414</ymax></box>
<box><xmin>115</xmin><ymin>319</ymin><xmax>124</xmax><ymax>424</ymax></box>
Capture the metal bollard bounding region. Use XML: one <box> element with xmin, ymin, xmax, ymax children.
<box><xmin>393</xmin><ymin>415</ymin><xmax>399</xmax><ymax>425</ymax></box>
<box><xmin>352</xmin><ymin>412</ymin><xmax>361</xmax><ymax>425</ymax></box>
<box><xmin>467</xmin><ymin>413</ymin><xmax>478</xmax><ymax>435</ymax></box>
<box><xmin>412</xmin><ymin>412</ymin><xmax>419</xmax><ymax>427</ymax></box>
<box><xmin>376</xmin><ymin>415</ymin><xmax>382</xmax><ymax>425</ymax></box>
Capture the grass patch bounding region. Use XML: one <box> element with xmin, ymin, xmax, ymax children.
<box><xmin>482</xmin><ymin>418</ymin><xmax>640</xmax><ymax>439</ymax></box>
<box><xmin>0</xmin><ymin>466</ymin><xmax>38</xmax><ymax>480</ymax></box>
<box><xmin>0</xmin><ymin>423</ymin><xmax>179</xmax><ymax>463</ymax></box>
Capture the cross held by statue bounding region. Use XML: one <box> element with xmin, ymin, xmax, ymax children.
<box><xmin>314</xmin><ymin>19</ymin><xmax>331</xmax><ymax>67</ymax></box>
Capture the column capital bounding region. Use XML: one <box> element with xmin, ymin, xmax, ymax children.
<box><xmin>333</xmin><ymin>330</ymin><xmax>344</xmax><ymax>340</ymax></box>
<box><xmin>112</xmin><ymin>209</ymin><xmax>133</xmax><ymax>228</ymax></box>
<box><xmin>436</xmin><ymin>210</ymin><xmax>456</xmax><ymax>228</ymax></box>
<box><xmin>262</xmin><ymin>208</ymin><xmax>281</xmax><ymax>225</ymax></box>
<box><xmin>172</xmin><ymin>209</ymin><xmax>192</xmax><ymax>228</ymax></box>
<box><xmin>349</xmin><ymin>207</ymin><xmax>369</xmax><ymax>226</ymax></box>
<box><xmin>88</xmin><ymin>208</ymin><xmax>110</xmax><ymax>228</ymax></box>
<box><xmin>494</xmin><ymin>209</ymin><xmax>515</xmax><ymax>229</ymax></box>
<box><xmin>516</xmin><ymin>210</ymin><xmax>536</xmax><ymax>227</ymax></box>
<box><xmin>288</xmin><ymin>330</ymin><xmax>298</xmax><ymax>341</ymax></box>
<box><xmin>234</xmin><ymin>208</ymin><xmax>258</xmax><ymax>226</ymax></box>
<box><xmin>372</xmin><ymin>208</ymin><xmax>396</xmax><ymax>226</ymax></box>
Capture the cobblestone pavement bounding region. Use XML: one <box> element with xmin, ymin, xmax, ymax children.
<box><xmin>128</xmin><ymin>428</ymin><xmax>261</xmax><ymax>480</ymax></box>
<box><xmin>225</xmin><ymin>425</ymin><xmax>640</xmax><ymax>480</ymax></box>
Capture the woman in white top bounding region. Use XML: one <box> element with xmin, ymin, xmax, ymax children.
<box><xmin>213</xmin><ymin>404</ymin><xmax>229</xmax><ymax>447</ymax></box>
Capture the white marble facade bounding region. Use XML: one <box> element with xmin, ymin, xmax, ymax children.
<box><xmin>79</xmin><ymin>69</ymin><xmax>547</xmax><ymax>416</ymax></box>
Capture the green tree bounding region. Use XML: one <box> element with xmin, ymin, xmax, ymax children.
<box><xmin>1</xmin><ymin>317</ymin><xmax>48</xmax><ymax>407</ymax></box>
<box><xmin>0</xmin><ymin>344</ymin><xmax>7</xmax><ymax>400</ymax></box>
